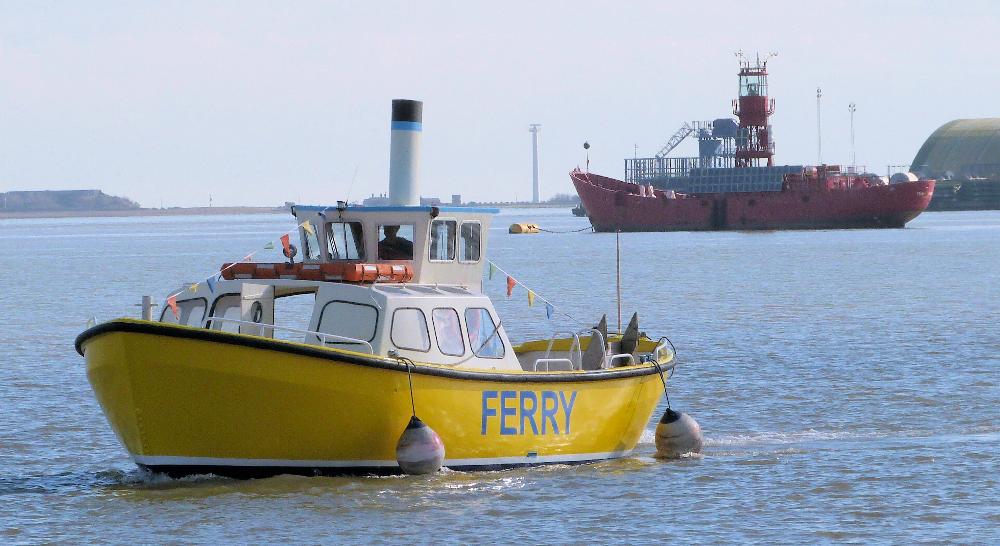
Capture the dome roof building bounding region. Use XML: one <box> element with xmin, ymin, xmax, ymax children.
<box><xmin>911</xmin><ymin>118</ymin><xmax>1000</xmax><ymax>179</ymax></box>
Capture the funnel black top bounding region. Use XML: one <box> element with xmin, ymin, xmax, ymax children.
<box><xmin>392</xmin><ymin>99</ymin><xmax>423</xmax><ymax>123</ymax></box>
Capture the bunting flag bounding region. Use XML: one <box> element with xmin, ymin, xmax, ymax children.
<box><xmin>506</xmin><ymin>276</ymin><xmax>516</xmax><ymax>298</ymax></box>
<box><xmin>242</xmin><ymin>253</ymin><xmax>254</xmax><ymax>262</ymax></box>
<box><xmin>264</xmin><ymin>241</ymin><xmax>274</xmax><ymax>250</ymax></box>
<box><xmin>489</xmin><ymin>262</ymin><xmax>498</xmax><ymax>280</ymax></box>
<box><xmin>545</xmin><ymin>302</ymin><xmax>554</xmax><ymax>320</ymax></box>
<box><xmin>527</xmin><ymin>290</ymin><xmax>535</xmax><ymax>307</ymax></box>
<box><xmin>166</xmin><ymin>295</ymin><xmax>179</xmax><ymax>318</ymax></box>
<box><xmin>301</xmin><ymin>222</ymin><xmax>315</xmax><ymax>236</ymax></box>
<box><xmin>206</xmin><ymin>274</ymin><xmax>217</xmax><ymax>293</ymax></box>
<box><xmin>280</xmin><ymin>234</ymin><xmax>291</xmax><ymax>256</ymax></box>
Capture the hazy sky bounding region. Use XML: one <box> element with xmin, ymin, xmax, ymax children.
<box><xmin>2</xmin><ymin>1</ymin><xmax>997</xmax><ymax>207</ymax></box>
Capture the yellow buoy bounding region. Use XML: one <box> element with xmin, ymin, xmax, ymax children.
<box><xmin>509</xmin><ymin>223</ymin><xmax>540</xmax><ymax>234</ymax></box>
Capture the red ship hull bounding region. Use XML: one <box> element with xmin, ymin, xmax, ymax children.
<box><xmin>571</xmin><ymin>171</ymin><xmax>935</xmax><ymax>232</ymax></box>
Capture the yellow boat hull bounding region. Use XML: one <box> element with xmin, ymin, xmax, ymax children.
<box><xmin>77</xmin><ymin>319</ymin><xmax>668</xmax><ymax>476</ymax></box>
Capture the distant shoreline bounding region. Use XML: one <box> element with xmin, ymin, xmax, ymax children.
<box><xmin>0</xmin><ymin>202</ymin><xmax>578</xmax><ymax>220</ymax></box>
<box><xmin>0</xmin><ymin>206</ymin><xmax>287</xmax><ymax>220</ymax></box>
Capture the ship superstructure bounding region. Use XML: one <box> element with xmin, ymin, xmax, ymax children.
<box><xmin>572</xmin><ymin>55</ymin><xmax>935</xmax><ymax>232</ymax></box>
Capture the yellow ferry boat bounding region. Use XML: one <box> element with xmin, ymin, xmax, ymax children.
<box><xmin>75</xmin><ymin>100</ymin><xmax>679</xmax><ymax>477</ymax></box>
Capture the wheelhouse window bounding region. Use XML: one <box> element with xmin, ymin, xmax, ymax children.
<box><xmin>207</xmin><ymin>294</ymin><xmax>241</xmax><ymax>332</ymax></box>
<box><xmin>160</xmin><ymin>298</ymin><xmax>207</xmax><ymax>326</ymax></box>
<box><xmin>465</xmin><ymin>308</ymin><xmax>504</xmax><ymax>358</ymax></box>
<box><xmin>327</xmin><ymin>222</ymin><xmax>365</xmax><ymax>260</ymax></box>
<box><xmin>317</xmin><ymin>301</ymin><xmax>379</xmax><ymax>346</ymax></box>
<box><xmin>378</xmin><ymin>224</ymin><xmax>414</xmax><ymax>260</ymax></box>
<box><xmin>429</xmin><ymin>219</ymin><xmax>456</xmax><ymax>261</ymax></box>
<box><xmin>391</xmin><ymin>308</ymin><xmax>430</xmax><ymax>352</ymax></box>
<box><xmin>432</xmin><ymin>308</ymin><xmax>465</xmax><ymax>356</ymax></box>
<box><xmin>459</xmin><ymin>222</ymin><xmax>481</xmax><ymax>263</ymax></box>
<box><xmin>302</xmin><ymin>221</ymin><xmax>321</xmax><ymax>260</ymax></box>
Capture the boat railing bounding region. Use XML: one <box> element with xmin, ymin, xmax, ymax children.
<box><xmin>532</xmin><ymin>358</ymin><xmax>575</xmax><ymax>372</ymax></box>
<box><xmin>537</xmin><ymin>328</ymin><xmax>609</xmax><ymax>371</ymax></box>
<box><xmin>541</xmin><ymin>330</ymin><xmax>583</xmax><ymax>368</ymax></box>
<box><xmin>204</xmin><ymin>317</ymin><xmax>375</xmax><ymax>355</ymax></box>
<box><xmin>607</xmin><ymin>353</ymin><xmax>636</xmax><ymax>367</ymax></box>
<box><xmin>654</xmin><ymin>337</ymin><xmax>675</xmax><ymax>363</ymax></box>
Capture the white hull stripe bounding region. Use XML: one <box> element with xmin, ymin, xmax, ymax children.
<box><xmin>132</xmin><ymin>451</ymin><xmax>632</xmax><ymax>468</ymax></box>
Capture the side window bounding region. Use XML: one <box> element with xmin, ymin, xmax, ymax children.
<box><xmin>391</xmin><ymin>308</ymin><xmax>430</xmax><ymax>352</ymax></box>
<box><xmin>160</xmin><ymin>298</ymin><xmax>207</xmax><ymax>326</ymax></box>
<box><xmin>208</xmin><ymin>295</ymin><xmax>242</xmax><ymax>332</ymax></box>
<box><xmin>429</xmin><ymin>219</ymin><xmax>457</xmax><ymax>261</ymax></box>
<box><xmin>317</xmin><ymin>301</ymin><xmax>379</xmax><ymax>345</ymax></box>
<box><xmin>459</xmin><ymin>222</ymin><xmax>481</xmax><ymax>263</ymax></box>
<box><xmin>302</xmin><ymin>221</ymin><xmax>321</xmax><ymax>260</ymax></box>
<box><xmin>465</xmin><ymin>308</ymin><xmax>504</xmax><ymax>359</ymax></box>
<box><xmin>378</xmin><ymin>224</ymin><xmax>414</xmax><ymax>260</ymax></box>
<box><xmin>328</xmin><ymin>222</ymin><xmax>365</xmax><ymax>260</ymax></box>
<box><xmin>432</xmin><ymin>308</ymin><xmax>465</xmax><ymax>357</ymax></box>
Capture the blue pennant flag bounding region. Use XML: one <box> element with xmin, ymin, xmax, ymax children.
<box><xmin>206</xmin><ymin>274</ymin><xmax>218</xmax><ymax>293</ymax></box>
<box><xmin>545</xmin><ymin>302</ymin><xmax>554</xmax><ymax>320</ymax></box>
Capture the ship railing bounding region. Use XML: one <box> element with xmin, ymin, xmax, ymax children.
<box><xmin>204</xmin><ymin>316</ymin><xmax>375</xmax><ymax>354</ymax></box>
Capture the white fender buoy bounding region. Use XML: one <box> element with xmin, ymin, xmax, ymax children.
<box><xmin>395</xmin><ymin>416</ymin><xmax>445</xmax><ymax>475</ymax></box>
<box><xmin>654</xmin><ymin>408</ymin><xmax>703</xmax><ymax>458</ymax></box>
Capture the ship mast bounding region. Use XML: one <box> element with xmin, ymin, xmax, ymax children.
<box><xmin>733</xmin><ymin>51</ymin><xmax>777</xmax><ymax>168</ymax></box>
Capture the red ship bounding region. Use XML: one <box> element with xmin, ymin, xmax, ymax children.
<box><xmin>571</xmin><ymin>54</ymin><xmax>935</xmax><ymax>232</ymax></box>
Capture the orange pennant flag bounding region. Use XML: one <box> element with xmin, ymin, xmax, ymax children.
<box><xmin>506</xmin><ymin>276</ymin><xmax>516</xmax><ymax>298</ymax></box>
<box><xmin>166</xmin><ymin>294</ymin><xmax>179</xmax><ymax>318</ymax></box>
<box><xmin>280</xmin><ymin>234</ymin><xmax>291</xmax><ymax>256</ymax></box>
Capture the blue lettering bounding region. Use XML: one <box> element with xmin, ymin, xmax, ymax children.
<box><xmin>559</xmin><ymin>391</ymin><xmax>577</xmax><ymax>435</ymax></box>
<box><xmin>500</xmin><ymin>391</ymin><xmax>517</xmax><ymax>435</ymax></box>
<box><xmin>481</xmin><ymin>391</ymin><xmax>497</xmax><ymax>435</ymax></box>
<box><xmin>520</xmin><ymin>391</ymin><xmax>539</xmax><ymax>435</ymax></box>
<box><xmin>540</xmin><ymin>391</ymin><xmax>560</xmax><ymax>435</ymax></box>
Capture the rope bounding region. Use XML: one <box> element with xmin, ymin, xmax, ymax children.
<box><xmin>651</xmin><ymin>336</ymin><xmax>677</xmax><ymax>409</ymax></box>
<box><xmin>400</xmin><ymin>355</ymin><xmax>417</xmax><ymax>417</ymax></box>
<box><xmin>538</xmin><ymin>226</ymin><xmax>593</xmax><ymax>233</ymax></box>
<box><xmin>486</xmin><ymin>260</ymin><xmax>584</xmax><ymax>325</ymax></box>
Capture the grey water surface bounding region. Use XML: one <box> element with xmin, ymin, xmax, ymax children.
<box><xmin>0</xmin><ymin>208</ymin><xmax>997</xmax><ymax>543</ymax></box>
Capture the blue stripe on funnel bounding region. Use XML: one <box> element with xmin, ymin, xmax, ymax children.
<box><xmin>390</xmin><ymin>121</ymin><xmax>423</xmax><ymax>132</ymax></box>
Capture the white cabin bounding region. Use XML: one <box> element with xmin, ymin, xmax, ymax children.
<box><xmin>158</xmin><ymin>205</ymin><xmax>529</xmax><ymax>371</ymax></box>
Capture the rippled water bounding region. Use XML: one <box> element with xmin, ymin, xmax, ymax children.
<box><xmin>1</xmin><ymin>209</ymin><xmax>998</xmax><ymax>543</ymax></box>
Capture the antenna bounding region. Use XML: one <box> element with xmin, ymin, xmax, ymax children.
<box><xmin>529</xmin><ymin>124</ymin><xmax>541</xmax><ymax>204</ymax></box>
<box><xmin>344</xmin><ymin>164</ymin><xmax>360</xmax><ymax>205</ymax></box>
<box><xmin>849</xmin><ymin>103</ymin><xmax>857</xmax><ymax>170</ymax></box>
<box><xmin>816</xmin><ymin>87</ymin><xmax>823</xmax><ymax>164</ymax></box>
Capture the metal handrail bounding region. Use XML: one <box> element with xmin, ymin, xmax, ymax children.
<box><xmin>607</xmin><ymin>353</ymin><xmax>636</xmax><ymax>368</ymax></box>
<box><xmin>654</xmin><ymin>337</ymin><xmax>675</xmax><ymax>364</ymax></box>
<box><xmin>533</xmin><ymin>358</ymin><xmax>575</xmax><ymax>372</ymax></box>
<box><xmin>204</xmin><ymin>317</ymin><xmax>374</xmax><ymax>354</ymax></box>
<box><xmin>542</xmin><ymin>330</ymin><xmax>582</xmax><ymax>363</ymax></box>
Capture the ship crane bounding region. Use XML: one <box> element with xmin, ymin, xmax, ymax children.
<box><xmin>655</xmin><ymin>120</ymin><xmax>713</xmax><ymax>159</ymax></box>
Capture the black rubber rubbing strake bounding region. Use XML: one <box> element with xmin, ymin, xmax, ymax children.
<box><xmin>74</xmin><ymin>320</ymin><xmax>663</xmax><ymax>384</ymax></box>
<box><xmin>391</xmin><ymin>99</ymin><xmax>422</xmax><ymax>122</ymax></box>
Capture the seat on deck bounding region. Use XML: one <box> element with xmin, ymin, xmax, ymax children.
<box><xmin>619</xmin><ymin>312</ymin><xmax>640</xmax><ymax>355</ymax></box>
<box><xmin>581</xmin><ymin>314</ymin><xmax>608</xmax><ymax>370</ymax></box>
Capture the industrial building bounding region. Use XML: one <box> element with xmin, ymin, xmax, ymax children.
<box><xmin>911</xmin><ymin>118</ymin><xmax>1000</xmax><ymax>210</ymax></box>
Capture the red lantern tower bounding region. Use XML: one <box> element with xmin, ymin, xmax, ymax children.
<box><xmin>733</xmin><ymin>52</ymin><xmax>776</xmax><ymax>167</ymax></box>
